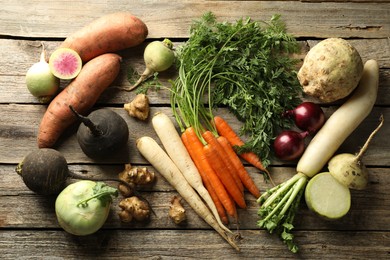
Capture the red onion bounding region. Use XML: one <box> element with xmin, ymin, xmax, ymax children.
<box><xmin>283</xmin><ymin>102</ymin><xmax>325</xmax><ymax>134</ymax></box>
<box><xmin>273</xmin><ymin>130</ymin><xmax>309</xmax><ymax>161</ymax></box>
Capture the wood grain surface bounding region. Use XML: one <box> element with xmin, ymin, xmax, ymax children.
<box><xmin>0</xmin><ymin>0</ymin><xmax>389</xmax><ymax>259</ymax></box>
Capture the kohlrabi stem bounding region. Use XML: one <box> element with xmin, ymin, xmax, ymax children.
<box><xmin>77</xmin><ymin>182</ymin><xmax>118</xmax><ymax>207</ymax></box>
<box><xmin>355</xmin><ymin>114</ymin><xmax>384</xmax><ymax>161</ymax></box>
<box><xmin>67</xmin><ymin>170</ymin><xmax>135</xmax><ymax>191</ymax></box>
<box><xmin>69</xmin><ymin>105</ymin><xmax>103</xmax><ymax>137</ymax></box>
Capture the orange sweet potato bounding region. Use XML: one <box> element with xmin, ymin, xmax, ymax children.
<box><xmin>60</xmin><ymin>12</ymin><xmax>148</xmax><ymax>62</ymax></box>
<box><xmin>37</xmin><ymin>53</ymin><xmax>122</xmax><ymax>148</ymax></box>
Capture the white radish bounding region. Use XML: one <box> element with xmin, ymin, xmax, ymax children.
<box><xmin>136</xmin><ymin>136</ymin><xmax>239</xmax><ymax>251</ymax></box>
<box><xmin>151</xmin><ymin>112</ymin><xmax>232</xmax><ymax>234</ymax></box>
<box><xmin>297</xmin><ymin>59</ymin><xmax>379</xmax><ymax>177</ymax></box>
<box><xmin>258</xmin><ymin>59</ymin><xmax>379</xmax><ymax>252</ymax></box>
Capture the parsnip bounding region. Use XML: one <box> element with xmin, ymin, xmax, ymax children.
<box><xmin>151</xmin><ymin>112</ymin><xmax>232</xmax><ymax>234</ymax></box>
<box><xmin>297</xmin><ymin>59</ymin><xmax>379</xmax><ymax>177</ymax></box>
<box><xmin>136</xmin><ymin>136</ymin><xmax>239</xmax><ymax>251</ymax></box>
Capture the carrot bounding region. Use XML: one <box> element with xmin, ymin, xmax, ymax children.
<box><xmin>202</xmin><ymin>130</ymin><xmax>244</xmax><ymax>193</ymax></box>
<box><xmin>37</xmin><ymin>53</ymin><xmax>121</xmax><ymax>148</ymax></box>
<box><xmin>181</xmin><ymin>130</ymin><xmax>229</xmax><ymax>224</ymax></box>
<box><xmin>218</xmin><ymin>135</ymin><xmax>261</xmax><ymax>198</ymax></box>
<box><xmin>151</xmin><ymin>112</ymin><xmax>232</xmax><ymax>234</ymax></box>
<box><xmin>213</xmin><ymin>116</ymin><xmax>269</xmax><ymax>174</ymax></box>
<box><xmin>136</xmin><ymin>136</ymin><xmax>240</xmax><ymax>251</ymax></box>
<box><xmin>60</xmin><ymin>12</ymin><xmax>148</xmax><ymax>62</ymax></box>
<box><xmin>203</xmin><ymin>143</ymin><xmax>247</xmax><ymax>209</ymax></box>
<box><xmin>182</xmin><ymin>126</ymin><xmax>237</xmax><ymax>218</ymax></box>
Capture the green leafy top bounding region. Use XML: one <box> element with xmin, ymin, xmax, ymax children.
<box><xmin>172</xmin><ymin>12</ymin><xmax>302</xmax><ymax>166</ymax></box>
<box><xmin>77</xmin><ymin>182</ymin><xmax>118</xmax><ymax>208</ymax></box>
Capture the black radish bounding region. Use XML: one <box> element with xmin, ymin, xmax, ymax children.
<box><xmin>69</xmin><ymin>106</ymin><xmax>129</xmax><ymax>159</ymax></box>
<box><xmin>16</xmin><ymin>148</ymin><xmax>132</xmax><ymax>195</ymax></box>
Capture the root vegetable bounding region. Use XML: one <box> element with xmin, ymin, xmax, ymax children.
<box><xmin>55</xmin><ymin>180</ymin><xmax>118</xmax><ymax>236</ymax></box>
<box><xmin>124</xmin><ymin>94</ymin><xmax>150</xmax><ymax>120</ymax></box>
<box><xmin>60</xmin><ymin>12</ymin><xmax>148</xmax><ymax>62</ymax></box>
<box><xmin>118</xmin><ymin>164</ymin><xmax>155</xmax><ymax>197</ymax></box>
<box><xmin>136</xmin><ymin>136</ymin><xmax>240</xmax><ymax>251</ymax></box>
<box><xmin>297</xmin><ymin>60</ymin><xmax>379</xmax><ymax>177</ymax></box>
<box><xmin>169</xmin><ymin>196</ymin><xmax>187</xmax><ymax>224</ymax></box>
<box><xmin>49</xmin><ymin>48</ymin><xmax>82</xmax><ymax>80</ymax></box>
<box><xmin>69</xmin><ymin>106</ymin><xmax>129</xmax><ymax>159</ymax></box>
<box><xmin>16</xmin><ymin>148</ymin><xmax>134</xmax><ymax>195</ymax></box>
<box><xmin>298</xmin><ymin>38</ymin><xmax>364</xmax><ymax>103</ymax></box>
<box><xmin>123</xmin><ymin>39</ymin><xmax>175</xmax><ymax>91</ymax></box>
<box><xmin>37</xmin><ymin>53</ymin><xmax>121</xmax><ymax>148</ymax></box>
<box><xmin>305</xmin><ymin>172</ymin><xmax>351</xmax><ymax>220</ymax></box>
<box><xmin>25</xmin><ymin>42</ymin><xmax>60</xmax><ymax>103</ymax></box>
<box><xmin>151</xmin><ymin>112</ymin><xmax>233</xmax><ymax>233</ymax></box>
<box><xmin>118</xmin><ymin>196</ymin><xmax>151</xmax><ymax>222</ymax></box>
<box><xmin>15</xmin><ymin>148</ymin><xmax>68</xmax><ymax>195</ymax></box>
<box><xmin>328</xmin><ymin>115</ymin><xmax>384</xmax><ymax>190</ymax></box>
<box><xmin>258</xmin><ymin>60</ymin><xmax>379</xmax><ymax>252</ymax></box>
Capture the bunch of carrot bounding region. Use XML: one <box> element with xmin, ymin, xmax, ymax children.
<box><xmin>166</xmin><ymin>43</ymin><xmax>270</xmax><ymax>224</ymax></box>
<box><xmin>180</xmin><ymin>115</ymin><xmax>268</xmax><ymax>224</ymax></box>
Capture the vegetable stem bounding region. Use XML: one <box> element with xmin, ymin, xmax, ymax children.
<box><xmin>77</xmin><ymin>182</ymin><xmax>118</xmax><ymax>207</ymax></box>
<box><xmin>257</xmin><ymin>172</ymin><xmax>308</xmax><ymax>252</ymax></box>
<box><xmin>69</xmin><ymin>105</ymin><xmax>103</xmax><ymax>137</ymax></box>
<box><xmin>354</xmin><ymin>114</ymin><xmax>384</xmax><ymax>162</ymax></box>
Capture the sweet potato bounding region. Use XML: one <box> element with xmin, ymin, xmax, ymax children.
<box><xmin>37</xmin><ymin>53</ymin><xmax>122</xmax><ymax>148</ymax></box>
<box><xmin>60</xmin><ymin>12</ymin><xmax>148</xmax><ymax>62</ymax></box>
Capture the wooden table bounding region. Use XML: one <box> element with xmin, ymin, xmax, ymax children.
<box><xmin>1</xmin><ymin>1</ymin><xmax>389</xmax><ymax>258</ymax></box>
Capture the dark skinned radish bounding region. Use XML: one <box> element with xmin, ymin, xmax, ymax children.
<box><xmin>283</xmin><ymin>102</ymin><xmax>326</xmax><ymax>134</ymax></box>
<box><xmin>15</xmin><ymin>148</ymin><xmax>132</xmax><ymax>195</ymax></box>
<box><xmin>273</xmin><ymin>130</ymin><xmax>309</xmax><ymax>161</ymax></box>
<box><xmin>69</xmin><ymin>106</ymin><xmax>129</xmax><ymax>159</ymax></box>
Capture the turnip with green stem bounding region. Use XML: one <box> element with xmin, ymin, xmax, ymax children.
<box><xmin>328</xmin><ymin>115</ymin><xmax>384</xmax><ymax>190</ymax></box>
<box><xmin>122</xmin><ymin>38</ymin><xmax>175</xmax><ymax>91</ymax></box>
<box><xmin>25</xmin><ymin>42</ymin><xmax>60</xmax><ymax>103</ymax></box>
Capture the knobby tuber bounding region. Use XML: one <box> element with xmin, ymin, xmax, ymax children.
<box><xmin>117</xmin><ymin>164</ymin><xmax>155</xmax><ymax>197</ymax></box>
<box><xmin>118</xmin><ymin>196</ymin><xmax>151</xmax><ymax>222</ymax></box>
<box><xmin>124</xmin><ymin>94</ymin><xmax>150</xmax><ymax>120</ymax></box>
<box><xmin>169</xmin><ymin>196</ymin><xmax>187</xmax><ymax>224</ymax></box>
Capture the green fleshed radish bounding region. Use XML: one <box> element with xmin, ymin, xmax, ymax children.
<box><xmin>328</xmin><ymin>115</ymin><xmax>384</xmax><ymax>190</ymax></box>
<box><xmin>49</xmin><ymin>48</ymin><xmax>82</xmax><ymax>80</ymax></box>
<box><xmin>305</xmin><ymin>172</ymin><xmax>351</xmax><ymax>220</ymax></box>
<box><xmin>25</xmin><ymin>42</ymin><xmax>60</xmax><ymax>103</ymax></box>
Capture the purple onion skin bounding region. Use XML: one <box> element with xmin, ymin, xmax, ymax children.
<box><xmin>273</xmin><ymin>130</ymin><xmax>309</xmax><ymax>161</ymax></box>
<box><xmin>283</xmin><ymin>102</ymin><xmax>325</xmax><ymax>134</ymax></box>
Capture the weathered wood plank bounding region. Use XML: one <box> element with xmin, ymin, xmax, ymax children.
<box><xmin>1</xmin><ymin>105</ymin><xmax>389</xmax><ymax>165</ymax></box>
<box><xmin>0</xmin><ymin>1</ymin><xmax>389</xmax><ymax>39</ymax></box>
<box><xmin>0</xmin><ymin>230</ymin><xmax>389</xmax><ymax>259</ymax></box>
<box><xmin>0</xmin><ymin>38</ymin><xmax>389</xmax><ymax>105</ymax></box>
<box><xmin>0</xmin><ymin>104</ymin><xmax>390</xmax><ymax>166</ymax></box>
<box><xmin>1</xmin><ymin>164</ymin><xmax>389</xmax><ymax>231</ymax></box>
